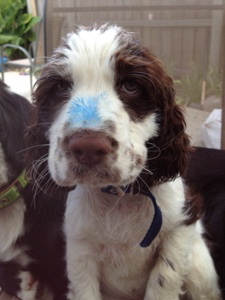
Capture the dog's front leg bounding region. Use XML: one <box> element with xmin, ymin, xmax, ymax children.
<box><xmin>65</xmin><ymin>189</ymin><xmax>102</xmax><ymax>300</ymax></box>
<box><xmin>184</xmin><ymin>224</ymin><xmax>221</xmax><ymax>300</ymax></box>
<box><xmin>66</xmin><ymin>258</ymin><xmax>101</xmax><ymax>300</ymax></box>
<box><xmin>66</xmin><ymin>240</ymin><xmax>102</xmax><ymax>300</ymax></box>
<box><xmin>0</xmin><ymin>261</ymin><xmax>39</xmax><ymax>300</ymax></box>
<box><xmin>144</xmin><ymin>225</ymin><xmax>194</xmax><ymax>300</ymax></box>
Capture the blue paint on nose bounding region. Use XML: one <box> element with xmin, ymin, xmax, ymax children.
<box><xmin>67</xmin><ymin>93</ymin><xmax>105</xmax><ymax>128</ymax></box>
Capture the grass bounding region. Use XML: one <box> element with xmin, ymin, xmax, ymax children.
<box><xmin>167</xmin><ymin>63</ymin><xmax>222</xmax><ymax>106</ymax></box>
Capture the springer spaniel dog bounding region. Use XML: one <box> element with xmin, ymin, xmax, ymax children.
<box><xmin>0</xmin><ymin>80</ymin><xmax>68</xmax><ymax>299</ymax></box>
<box><xmin>26</xmin><ymin>25</ymin><xmax>221</xmax><ymax>300</ymax></box>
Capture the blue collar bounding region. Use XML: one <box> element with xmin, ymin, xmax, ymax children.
<box><xmin>101</xmin><ymin>185</ymin><xmax>162</xmax><ymax>248</ymax></box>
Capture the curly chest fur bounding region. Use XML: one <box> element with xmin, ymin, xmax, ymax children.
<box><xmin>65</xmin><ymin>186</ymin><xmax>164</xmax><ymax>298</ymax></box>
<box><xmin>65</xmin><ymin>186</ymin><xmax>159</xmax><ymax>244</ymax></box>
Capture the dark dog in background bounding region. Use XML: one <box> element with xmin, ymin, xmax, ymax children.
<box><xmin>0</xmin><ymin>79</ymin><xmax>68</xmax><ymax>299</ymax></box>
<box><xmin>186</xmin><ymin>147</ymin><xmax>225</xmax><ymax>299</ymax></box>
<box><xmin>0</xmin><ymin>80</ymin><xmax>37</xmax><ymax>299</ymax></box>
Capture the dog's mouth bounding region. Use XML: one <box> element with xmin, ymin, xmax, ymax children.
<box><xmin>53</xmin><ymin>162</ymin><xmax>124</xmax><ymax>188</ymax></box>
<box><xmin>50</xmin><ymin>152</ymin><xmax>143</xmax><ymax>188</ymax></box>
<box><xmin>50</xmin><ymin>130</ymin><xmax>147</xmax><ymax>188</ymax></box>
<box><xmin>72</xmin><ymin>164</ymin><xmax>121</xmax><ymax>186</ymax></box>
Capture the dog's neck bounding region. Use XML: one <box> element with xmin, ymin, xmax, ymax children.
<box><xmin>101</xmin><ymin>184</ymin><xmax>162</xmax><ymax>247</ymax></box>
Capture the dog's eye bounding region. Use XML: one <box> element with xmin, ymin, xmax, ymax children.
<box><xmin>55</xmin><ymin>81</ymin><xmax>72</xmax><ymax>94</ymax></box>
<box><xmin>122</xmin><ymin>79</ymin><xmax>139</xmax><ymax>94</ymax></box>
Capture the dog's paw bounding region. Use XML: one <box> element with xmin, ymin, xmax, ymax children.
<box><xmin>17</xmin><ymin>270</ymin><xmax>39</xmax><ymax>300</ymax></box>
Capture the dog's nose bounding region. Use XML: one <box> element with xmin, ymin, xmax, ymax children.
<box><xmin>68</xmin><ymin>135</ymin><xmax>113</xmax><ymax>165</ymax></box>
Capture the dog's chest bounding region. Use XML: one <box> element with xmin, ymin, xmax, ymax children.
<box><xmin>66</xmin><ymin>187</ymin><xmax>160</xmax><ymax>298</ymax></box>
<box><xmin>66</xmin><ymin>187</ymin><xmax>156</xmax><ymax>243</ymax></box>
<box><xmin>98</xmin><ymin>239</ymin><xmax>155</xmax><ymax>299</ymax></box>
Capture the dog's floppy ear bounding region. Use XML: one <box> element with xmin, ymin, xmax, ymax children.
<box><xmin>136</xmin><ymin>57</ymin><xmax>191</xmax><ymax>189</ymax></box>
<box><xmin>25</xmin><ymin>70</ymin><xmax>71</xmax><ymax>196</ymax></box>
<box><xmin>24</xmin><ymin>75</ymin><xmax>47</xmax><ymax>174</ymax></box>
<box><xmin>146</xmin><ymin>83</ymin><xmax>191</xmax><ymax>187</ymax></box>
<box><xmin>24</xmin><ymin>105</ymin><xmax>47</xmax><ymax>178</ymax></box>
<box><xmin>24</xmin><ymin>75</ymin><xmax>57</xmax><ymax>192</ymax></box>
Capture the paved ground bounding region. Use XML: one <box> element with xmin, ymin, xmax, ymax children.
<box><xmin>1</xmin><ymin>71</ymin><xmax>36</xmax><ymax>101</ymax></box>
<box><xmin>185</xmin><ymin>106</ymin><xmax>209</xmax><ymax>147</ymax></box>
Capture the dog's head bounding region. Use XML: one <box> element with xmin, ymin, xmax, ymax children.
<box><xmin>26</xmin><ymin>25</ymin><xmax>190</xmax><ymax>191</ymax></box>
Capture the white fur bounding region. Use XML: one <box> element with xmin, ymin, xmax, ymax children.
<box><xmin>0</xmin><ymin>199</ymin><xmax>25</xmax><ymax>261</ymax></box>
<box><xmin>48</xmin><ymin>27</ymin><xmax>158</xmax><ymax>188</ymax></box>
<box><xmin>17</xmin><ymin>271</ymin><xmax>39</xmax><ymax>300</ymax></box>
<box><xmin>64</xmin><ymin>180</ymin><xmax>220</xmax><ymax>300</ymax></box>
<box><xmin>45</xmin><ymin>26</ymin><xmax>221</xmax><ymax>300</ymax></box>
<box><xmin>0</xmin><ymin>143</ymin><xmax>8</xmax><ymax>186</ymax></box>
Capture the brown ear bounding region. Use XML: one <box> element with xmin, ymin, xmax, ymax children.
<box><xmin>25</xmin><ymin>111</ymin><xmax>70</xmax><ymax>197</ymax></box>
<box><xmin>24</xmin><ymin>101</ymin><xmax>51</xmax><ymax>193</ymax></box>
<box><xmin>24</xmin><ymin>108</ymin><xmax>47</xmax><ymax>176</ymax></box>
<box><xmin>24</xmin><ymin>78</ymin><xmax>65</xmax><ymax>196</ymax></box>
<box><xmin>24</xmin><ymin>65</ymin><xmax>59</xmax><ymax>175</ymax></box>
<box><xmin>144</xmin><ymin>84</ymin><xmax>191</xmax><ymax>187</ymax></box>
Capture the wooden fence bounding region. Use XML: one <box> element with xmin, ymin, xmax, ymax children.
<box><xmin>42</xmin><ymin>0</ymin><xmax>224</xmax><ymax>77</ymax></box>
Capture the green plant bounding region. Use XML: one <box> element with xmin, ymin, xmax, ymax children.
<box><xmin>174</xmin><ymin>64</ymin><xmax>222</xmax><ymax>106</ymax></box>
<box><xmin>0</xmin><ymin>0</ymin><xmax>41</xmax><ymax>59</ymax></box>
<box><xmin>205</xmin><ymin>67</ymin><xmax>222</xmax><ymax>98</ymax></box>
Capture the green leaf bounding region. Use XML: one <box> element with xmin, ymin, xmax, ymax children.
<box><xmin>0</xmin><ymin>0</ymin><xmax>12</xmax><ymax>12</ymax></box>
<box><xmin>0</xmin><ymin>34</ymin><xmax>22</xmax><ymax>45</ymax></box>
<box><xmin>0</xmin><ymin>34</ymin><xmax>14</xmax><ymax>44</ymax></box>
<box><xmin>0</xmin><ymin>13</ymin><xmax>6</xmax><ymax>32</ymax></box>
<box><xmin>10</xmin><ymin>35</ymin><xmax>23</xmax><ymax>45</ymax></box>
<box><xmin>17</xmin><ymin>24</ymin><xmax>26</xmax><ymax>36</ymax></box>
<box><xmin>11</xmin><ymin>0</ymin><xmax>25</xmax><ymax>11</ymax></box>
<box><xmin>23</xmin><ymin>16</ymin><xmax>41</xmax><ymax>34</ymax></box>
<box><xmin>17</xmin><ymin>13</ymin><xmax>33</xmax><ymax>25</ymax></box>
<box><xmin>25</xmin><ymin>30</ymin><xmax>35</xmax><ymax>42</ymax></box>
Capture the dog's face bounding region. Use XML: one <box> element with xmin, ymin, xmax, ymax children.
<box><xmin>27</xmin><ymin>25</ymin><xmax>190</xmax><ymax>190</ymax></box>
